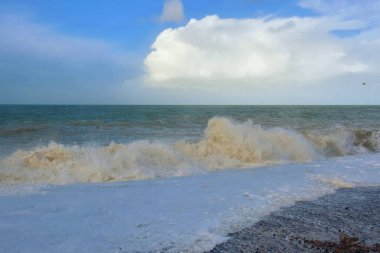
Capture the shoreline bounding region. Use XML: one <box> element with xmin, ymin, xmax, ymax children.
<box><xmin>209</xmin><ymin>187</ymin><xmax>380</xmax><ymax>253</ymax></box>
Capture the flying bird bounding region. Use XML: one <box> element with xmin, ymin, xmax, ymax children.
<box><xmin>362</xmin><ymin>82</ymin><xmax>367</xmax><ymax>85</ymax></box>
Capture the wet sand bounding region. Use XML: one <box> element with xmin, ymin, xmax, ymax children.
<box><xmin>209</xmin><ymin>187</ymin><xmax>380</xmax><ymax>253</ymax></box>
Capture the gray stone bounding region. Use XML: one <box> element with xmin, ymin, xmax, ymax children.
<box><xmin>209</xmin><ymin>187</ymin><xmax>380</xmax><ymax>253</ymax></box>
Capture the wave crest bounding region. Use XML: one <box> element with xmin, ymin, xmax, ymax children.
<box><xmin>1</xmin><ymin>117</ymin><xmax>379</xmax><ymax>185</ymax></box>
<box><xmin>177</xmin><ymin>117</ymin><xmax>316</xmax><ymax>169</ymax></box>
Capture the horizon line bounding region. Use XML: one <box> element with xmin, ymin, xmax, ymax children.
<box><xmin>0</xmin><ymin>104</ymin><xmax>379</xmax><ymax>106</ymax></box>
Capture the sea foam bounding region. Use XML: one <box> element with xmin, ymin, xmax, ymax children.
<box><xmin>0</xmin><ymin>117</ymin><xmax>379</xmax><ymax>185</ymax></box>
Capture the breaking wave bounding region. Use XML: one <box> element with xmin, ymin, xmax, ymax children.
<box><xmin>0</xmin><ymin>117</ymin><xmax>379</xmax><ymax>185</ymax></box>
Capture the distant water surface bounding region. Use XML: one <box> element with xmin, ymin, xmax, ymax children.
<box><xmin>1</xmin><ymin>105</ymin><xmax>379</xmax><ymax>151</ymax></box>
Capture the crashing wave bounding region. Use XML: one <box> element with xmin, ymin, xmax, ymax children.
<box><xmin>0</xmin><ymin>117</ymin><xmax>379</xmax><ymax>185</ymax></box>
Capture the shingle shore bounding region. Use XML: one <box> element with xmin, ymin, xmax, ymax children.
<box><xmin>209</xmin><ymin>187</ymin><xmax>380</xmax><ymax>253</ymax></box>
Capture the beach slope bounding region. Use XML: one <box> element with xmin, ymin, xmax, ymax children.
<box><xmin>209</xmin><ymin>187</ymin><xmax>380</xmax><ymax>253</ymax></box>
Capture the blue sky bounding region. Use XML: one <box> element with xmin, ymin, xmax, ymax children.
<box><xmin>0</xmin><ymin>0</ymin><xmax>379</xmax><ymax>104</ymax></box>
<box><xmin>0</xmin><ymin>0</ymin><xmax>312</xmax><ymax>52</ymax></box>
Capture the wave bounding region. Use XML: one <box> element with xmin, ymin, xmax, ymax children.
<box><xmin>303</xmin><ymin>127</ymin><xmax>380</xmax><ymax>156</ymax></box>
<box><xmin>0</xmin><ymin>117</ymin><xmax>379</xmax><ymax>185</ymax></box>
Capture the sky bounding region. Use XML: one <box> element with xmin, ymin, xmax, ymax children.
<box><xmin>0</xmin><ymin>0</ymin><xmax>379</xmax><ymax>105</ymax></box>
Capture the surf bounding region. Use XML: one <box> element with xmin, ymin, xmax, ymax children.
<box><xmin>0</xmin><ymin>117</ymin><xmax>379</xmax><ymax>185</ymax></box>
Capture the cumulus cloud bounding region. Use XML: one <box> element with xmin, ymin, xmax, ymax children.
<box><xmin>144</xmin><ymin>14</ymin><xmax>373</xmax><ymax>87</ymax></box>
<box><xmin>160</xmin><ymin>0</ymin><xmax>185</xmax><ymax>23</ymax></box>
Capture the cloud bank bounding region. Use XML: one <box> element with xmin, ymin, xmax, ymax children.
<box><xmin>145</xmin><ymin>15</ymin><xmax>374</xmax><ymax>87</ymax></box>
<box><xmin>144</xmin><ymin>0</ymin><xmax>380</xmax><ymax>95</ymax></box>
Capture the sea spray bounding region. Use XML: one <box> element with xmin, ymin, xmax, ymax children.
<box><xmin>0</xmin><ymin>117</ymin><xmax>379</xmax><ymax>185</ymax></box>
<box><xmin>177</xmin><ymin>117</ymin><xmax>316</xmax><ymax>168</ymax></box>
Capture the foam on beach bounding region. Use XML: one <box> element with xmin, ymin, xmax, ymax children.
<box><xmin>0</xmin><ymin>153</ymin><xmax>380</xmax><ymax>252</ymax></box>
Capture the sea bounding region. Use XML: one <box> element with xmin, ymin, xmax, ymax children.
<box><xmin>1</xmin><ymin>105</ymin><xmax>379</xmax><ymax>184</ymax></box>
<box><xmin>0</xmin><ymin>105</ymin><xmax>380</xmax><ymax>252</ymax></box>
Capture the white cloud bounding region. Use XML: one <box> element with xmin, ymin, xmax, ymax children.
<box><xmin>299</xmin><ymin>0</ymin><xmax>380</xmax><ymax>22</ymax></box>
<box><xmin>144</xmin><ymin>15</ymin><xmax>373</xmax><ymax>88</ymax></box>
<box><xmin>160</xmin><ymin>0</ymin><xmax>185</xmax><ymax>23</ymax></box>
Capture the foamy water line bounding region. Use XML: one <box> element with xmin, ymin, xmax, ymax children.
<box><xmin>1</xmin><ymin>153</ymin><xmax>380</xmax><ymax>252</ymax></box>
<box><xmin>1</xmin><ymin>117</ymin><xmax>379</xmax><ymax>185</ymax></box>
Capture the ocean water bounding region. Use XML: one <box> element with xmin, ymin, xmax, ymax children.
<box><xmin>0</xmin><ymin>105</ymin><xmax>379</xmax><ymax>184</ymax></box>
<box><xmin>1</xmin><ymin>105</ymin><xmax>380</xmax><ymax>252</ymax></box>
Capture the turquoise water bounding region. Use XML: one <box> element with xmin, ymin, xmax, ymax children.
<box><xmin>0</xmin><ymin>105</ymin><xmax>379</xmax><ymax>184</ymax></box>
